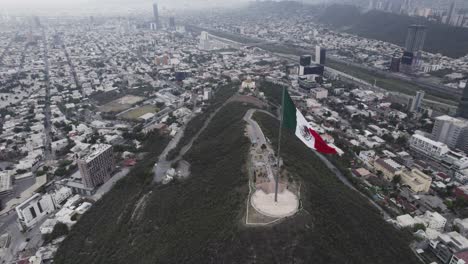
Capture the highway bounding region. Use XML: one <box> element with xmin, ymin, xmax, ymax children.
<box><xmin>41</xmin><ymin>29</ymin><xmax>53</xmax><ymax>163</ymax></box>
<box><xmin>199</xmin><ymin>28</ymin><xmax>460</xmax><ymax>107</ymax></box>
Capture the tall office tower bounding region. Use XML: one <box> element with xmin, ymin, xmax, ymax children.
<box><xmin>299</xmin><ymin>55</ymin><xmax>312</xmax><ymax>76</ymax></box>
<box><xmin>402</xmin><ymin>25</ymin><xmax>427</xmax><ymax>71</ymax></box>
<box><xmin>169</xmin><ymin>17</ymin><xmax>175</xmax><ymax>30</ymax></box>
<box><xmin>390</xmin><ymin>57</ymin><xmax>401</xmax><ymax>72</ymax></box>
<box><xmin>299</xmin><ymin>55</ymin><xmax>312</xmax><ymax>66</ymax></box>
<box><xmin>458</xmin><ymin>86</ymin><xmax>468</xmax><ymax>119</ymax></box>
<box><xmin>315</xmin><ymin>46</ymin><xmax>326</xmax><ymax>65</ymax></box>
<box><xmin>409</xmin><ymin>90</ymin><xmax>425</xmax><ymax>112</ymax></box>
<box><xmin>153</xmin><ymin>2</ymin><xmax>159</xmax><ymax>28</ymax></box>
<box><xmin>447</xmin><ymin>1</ymin><xmax>456</xmax><ymax>25</ymax></box>
<box><xmin>199</xmin><ymin>31</ymin><xmax>211</xmax><ymax>50</ymax></box>
<box><xmin>405</xmin><ymin>25</ymin><xmax>426</xmax><ymax>53</ymax></box>
<box><xmin>76</xmin><ymin>144</ymin><xmax>115</xmax><ymax>189</ymax></box>
<box><xmin>431</xmin><ymin>115</ymin><xmax>468</xmax><ymax>152</ymax></box>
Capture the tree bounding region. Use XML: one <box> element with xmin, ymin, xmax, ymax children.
<box><xmin>43</xmin><ymin>222</ymin><xmax>69</xmax><ymax>244</ymax></box>
<box><xmin>392</xmin><ymin>175</ymin><xmax>401</xmax><ymax>185</ymax></box>
<box><xmin>396</xmin><ymin>136</ymin><xmax>407</xmax><ymax>146</ymax></box>
<box><xmin>413</xmin><ymin>223</ymin><xmax>426</xmax><ymax>232</ymax></box>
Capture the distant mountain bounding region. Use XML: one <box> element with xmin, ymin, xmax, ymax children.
<box><xmin>318</xmin><ymin>4</ymin><xmax>468</xmax><ymax>58</ymax></box>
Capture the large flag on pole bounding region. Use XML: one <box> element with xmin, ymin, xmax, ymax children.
<box><xmin>282</xmin><ymin>89</ymin><xmax>338</xmax><ymax>155</ymax></box>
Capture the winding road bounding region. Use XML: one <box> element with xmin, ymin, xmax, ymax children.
<box><xmin>153</xmin><ymin>96</ymin><xmax>234</xmax><ymax>183</ymax></box>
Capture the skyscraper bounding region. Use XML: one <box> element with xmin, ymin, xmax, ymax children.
<box><xmin>458</xmin><ymin>86</ymin><xmax>468</xmax><ymax>119</ymax></box>
<box><xmin>447</xmin><ymin>0</ymin><xmax>456</xmax><ymax>25</ymax></box>
<box><xmin>390</xmin><ymin>57</ymin><xmax>401</xmax><ymax>72</ymax></box>
<box><xmin>153</xmin><ymin>3</ymin><xmax>159</xmax><ymax>28</ymax></box>
<box><xmin>405</xmin><ymin>25</ymin><xmax>426</xmax><ymax>53</ymax></box>
<box><xmin>169</xmin><ymin>17</ymin><xmax>176</xmax><ymax>30</ymax></box>
<box><xmin>402</xmin><ymin>25</ymin><xmax>427</xmax><ymax>71</ymax></box>
<box><xmin>315</xmin><ymin>46</ymin><xmax>326</xmax><ymax>65</ymax></box>
<box><xmin>409</xmin><ymin>90</ymin><xmax>424</xmax><ymax>112</ymax></box>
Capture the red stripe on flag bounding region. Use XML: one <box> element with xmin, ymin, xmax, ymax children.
<box><xmin>308</xmin><ymin>128</ymin><xmax>338</xmax><ymax>155</ymax></box>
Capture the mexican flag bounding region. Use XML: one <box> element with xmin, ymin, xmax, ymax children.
<box><xmin>282</xmin><ymin>89</ymin><xmax>338</xmax><ymax>155</ymax></box>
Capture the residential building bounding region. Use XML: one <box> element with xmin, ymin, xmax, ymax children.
<box><xmin>399</xmin><ymin>169</ymin><xmax>432</xmax><ymax>193</ymax></box>
<box><xmin>16</xmin><ymin>193</ymin><xmax>55</xmax><ymax>231</ymax></box>
<box><xmin>374</xmin><ymin>158</ymin><xmax>404</xmax><ymax>181</ymax></box>
<box><xmin>52</xmin><ymin>187</ymin><xmax>73</xmax><ymax>208</ymax></box>
<box><xmin>454</xmin><ymin>218</ymin><xmax>468</xmax><ymax>237</ymax></box>
<box><xmin>310</xmin><ymin>88</ymin><xmax>328</xmax><ymax>99</ymax></box>
<box><xmin>455</xmin><ymin>185</ymin><xmax>468</xmax><ymax>200</ymax></box>
<box><xmin>409</xmin><ymin>90</ymin><xmax>425</xmax><ymax>112</ymax></box>
<box><xmin>0</xmin><ymin>170</ymin><xmax>13</xmax><ymax>196</ymax></box>
<box><xmin>431</xmin><ymin>115</ymin><xmax>468</xmax><ymax>153</ymax></box>
<box><xmin>450</xmin><ymin>250</ymin><xmax>468</xmax><ymax>264</ymax></box>
<box><xmin>410</xmin><ymin>133</ymin><xmax>450</xmax><ymax>159</ymax></box>
<box><xmin>430</xmin><ymin>232</ymin><xmax>468</xmax><ymax>264</ymax></box>
<box><xmin>76</xmin><ymin>144</ymin><xmax>115</xmax><ymax>189</ymax></box>
<box><xmin>416</xmin><ymin>211</ymin><xmax>447</xmax><ymax>231</ymax></box>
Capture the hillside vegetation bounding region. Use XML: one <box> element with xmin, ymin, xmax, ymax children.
<box><xmin>319</xmin><ymin>4</ymin><xmax>468</xmax><ymax>58</ymax></box>
<box><xmin>55</xmin><ymin>98</ymin><xmax>419</xmax><ymax>263</ymax></box>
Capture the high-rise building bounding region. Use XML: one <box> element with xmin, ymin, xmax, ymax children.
<box><xmin>402</xmin><ymin>25</ymin><xmax>427</xmax><ymax>70</ymax></box>
<box><xmin>390</xmin><ymin>57</ymin><xmax>401</xmax><ymax>72</ymax></box>
<box><xmin>409</xmin><ymin>90</ymin><xmax>425</xmax><ymax>112</ymax></box>
<box><xmin>459</xmin><ymin>86</ymin><xmax>468</xmax><ymax>119</ymax></box>
<box><xmin>405</xmin><ymin>25</ymin><xmax>427</xmax><ymax>53</ymax></box>
<box><xmin>431</xmin><ymin>115</ymin><xmax>468</xmax><ymax>153</ymax></box>
<box><xmin>76</xmin><ymin>144</ymin><xmax>115</xmax><ymax>189</ymax></box>
<box><xmin>169</xmin><ymin>17</ymin><xmax>175</xmax><ymax>30</ymax></box>
<box><xmin>199</xmin><ymin>31</ymin><xmax>211</xmax><ymax>50</ymax></box>
<box><xmin>152</xmin><ymin>3</ymin><xmax>159</xmax><ymax>28</ymax></box>
<box><xmin>447</xmin><ymin>0</ymin><xmax>456</xmax><ymax>25</ymax></box>
<box><xmin>299</xmin><ymin>55</ymin><xmax>312</xmax><ymax>67</ymax></box>
<box><xmin>315</xmin><ymin>46</ymin><xmax>326</xmax><ymax>65</ymax></box>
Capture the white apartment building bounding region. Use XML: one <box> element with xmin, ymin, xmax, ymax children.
<box><xmin>415</xmin><ymin>211</ymin><xmax>447</xmax><ymax>231</ymax></box>
<box><xmin>310</xmin><ymin>88</ymin><xmax>328</xmax><ymax>99</ymax></box>
<box><xmin>410</xmin><ymin>134</ymin><xmax>449</xmax><ymax>159</ymax></box>
<box><xmin>432</xmin><ymin>115</ymin><xmax>468</xmax><ymax>153</ymax></box>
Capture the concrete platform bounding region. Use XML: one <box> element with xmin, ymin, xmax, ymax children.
<box><xmin>251</xmin><ymin>189</ymin><xmax>299</xmax><ymax>218</ymax></box>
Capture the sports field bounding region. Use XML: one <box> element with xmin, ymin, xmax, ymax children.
<box><xmin>98</xmin><ymin>95</ymin><xmax>145</xmax><ymax>113</ymax></box>
<box><xmin>120</xmin><ymin>105</ymin><xmax>158</xmax><ymax>120</ymax></box>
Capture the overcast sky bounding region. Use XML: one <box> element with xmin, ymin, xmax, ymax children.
<box><xmin>1</xmin><ymin>0</ymin><xmax>252</xmax><ymax>14</ymax></box>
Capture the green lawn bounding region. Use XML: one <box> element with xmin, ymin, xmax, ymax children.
<box><xmin>120</xmin><ymin>105</ymin><xmax>158</xmax><ymax>120</ymax></box>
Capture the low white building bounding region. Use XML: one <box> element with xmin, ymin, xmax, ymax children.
<box><xmin>16</xmin><ymin>193</ymin><xmax>55</xmax><ymax>231</ymax></box>
<box><xmin>52</xmin><ymin>187</ymin><xmax>73</xmax><ymax>208</ymax></box>
<box><xmin>310</xmin><ymin>88</ymin><xmax>328</xmax><ymax>99</ymax></box>
<box><xmin>410</xmin><ymin>134</ymin><xmax>449</xmax><ymax>159</ymax></box>
<box><xmin>415</xmin><ymin>211</ymin><xmax>447</xmax><ymax>232</ymax></box>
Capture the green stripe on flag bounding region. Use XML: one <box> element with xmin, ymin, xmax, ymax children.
<box><xmin>282</xmin><ymin>88</ymin><xmax>297</xmax><ymax>130</ymax></box>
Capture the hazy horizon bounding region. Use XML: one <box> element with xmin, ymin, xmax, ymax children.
<box><xmin>0</xmin><ymin>0</ymin><xmax>255</xmax><ymax>15</ymax></box>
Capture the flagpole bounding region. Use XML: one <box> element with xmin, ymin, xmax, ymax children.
<box><xmin>275</xmin><ymin>86</ymin><xmax>286</xmax><ymax>203</ymax></box>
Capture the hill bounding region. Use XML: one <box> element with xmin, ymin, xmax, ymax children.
<box><xmin>319</xmin><ymin>4</ymin><xmax>468</xmax><ymax>58</ymax></box>
<box><xmin>54</xmin><ymin>101</ymin><xmax>419</xmax><ymax>263</ymax></box>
